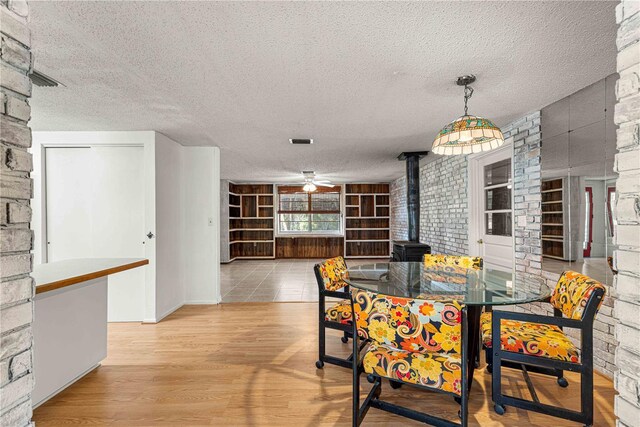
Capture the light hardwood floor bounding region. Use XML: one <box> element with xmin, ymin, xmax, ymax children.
<box><xmin>33</xmin><ymin>304</ymin><xmax>616</xmax><ymax>426</ymax></box>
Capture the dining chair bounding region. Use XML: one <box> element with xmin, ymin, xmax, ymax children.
<box><xmin>423</xmin><ymin>253</ymin><xmax>483</xmax><ymax>368</ymax></box>
<box><xmin>423</xmin><ymin>254</ymin><xmax>483</xmax><ymax>270</ymax></box>
<box><xmin>351</xmin><ymin>288</ymin><xmax>469</xmax><ymax>427</ymax></box>
<box><xmin>313</xmin><ymin>256</ymin><xmax>353</xmax><ymax>369</ymax></box>
<box><xmin>481</xmin><ymin>270</ymin><xmax>605</xmax><ymax>426</ymax></box>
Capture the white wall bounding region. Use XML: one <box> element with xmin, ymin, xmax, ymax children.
<box><xmin>183</xmin><ymin>148</ymin><xmax>220</xmax><ymax>303</ymax></box>
<box><xmin>154</xmin><ymin>133</ymin><xmax>185</xmax><ymax>320</ymax></box>
<box><xmin>32</xmin><ymin>131</ymin><xmax>221</xmax><ymax>324</ymax></box>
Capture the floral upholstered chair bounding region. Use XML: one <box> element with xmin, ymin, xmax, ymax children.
<box><xmin>423</xmin><ymin>254</ymin><xmax>483</xmax><ymax>271</ymax></box>
<box><xmin>481</xmin><ymin>271</ymin><xmax>605</xmax><ymax>426</ymax></box>
<box><xmin>313</xmin><ymin>256</ymin><xmax>353</xmax><ymax>369</ymax></box>
<box><xmin>351</xmin><ymin>288</ymin><xmax>469</xmax><ymax>426</ymax></box>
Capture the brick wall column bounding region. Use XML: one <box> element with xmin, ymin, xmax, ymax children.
<box><xmin>0</xmin><ymin>0</ymin><xmax>34</xmax><ymax>425</ymax></box>
<box><xmin>613</xmin><ymin>1</ymin><xmax>640</xmax><ymax>425</ymax></box>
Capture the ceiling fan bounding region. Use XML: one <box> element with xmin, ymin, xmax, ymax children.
<box><xmin>300</xmin><ymin>171</ymin><xmax>334</xmax><ymax>192</ymax></box>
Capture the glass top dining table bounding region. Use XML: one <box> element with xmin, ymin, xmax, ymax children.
<box><xmin>345</xmin><ymin>262</ymin><xmax>551</xmax><ymax>390</ymax></box>
<box><xmin>344</xmin><ymin>262</ymin><xmax>550</xmax><ymax>306</ymax></box>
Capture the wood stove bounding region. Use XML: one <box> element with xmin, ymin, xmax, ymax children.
<box><xmin>392</xmin><ymin>152</ymin><xmax>431</xmax><ymax>262</ymax></box>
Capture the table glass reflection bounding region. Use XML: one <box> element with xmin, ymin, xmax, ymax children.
<box><xmin>345</xmin><ymin>262</ymin><xmax>550</xmax><ymax>306</ymax></box>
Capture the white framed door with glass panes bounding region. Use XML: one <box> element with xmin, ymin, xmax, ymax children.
<box><xmin>469</xmin><ymin>145</ymin><xmax>514</xmax><ymax>270</ymax></box>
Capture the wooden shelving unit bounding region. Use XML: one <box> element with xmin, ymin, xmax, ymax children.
<box><xmin>344</xmin><ymin>183</ymin><xmax>390</xmax><ymax>258</ymax></box>
<box><xmin>228</xmin><ymin>183</ymin><xmax>275</xmax><ymax>260</ymax></box>
<box><xmin>541</xmin><ymin>178</ymin><xmax>570</xmax><ymax>261</ymax></box>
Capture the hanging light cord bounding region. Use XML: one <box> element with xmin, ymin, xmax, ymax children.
<box><xmin>463</xmin><ymin>83</ymin><xmax>474</xmax><ymax>115</ymax></box>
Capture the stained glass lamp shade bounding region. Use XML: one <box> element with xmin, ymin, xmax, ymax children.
<box><xmin>432</xmin><ymin>114</ymin><xmax>504</xmax><ymax>155</ymax></box>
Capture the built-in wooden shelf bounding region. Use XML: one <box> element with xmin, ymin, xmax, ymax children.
<box><xmin>228</xmin><ymin>183</ymin><xmax>275</xmax><ymax>261</ymax></box>
<box><xmin>344</xmin><ymin>183</ymin><xmax>390</xmax><ymax>258</ymax></box>
<box><xmin>541</xmin><ymin>177</ymin><xmax>570</xmax><ymax>261</ymax></box>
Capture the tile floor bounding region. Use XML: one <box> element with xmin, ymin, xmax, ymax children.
<box><xmin>220</xmin><ymin>258</ymin><xmax>388</xmax><ymax>303</ymax></box>
<box><xmin>542</xmin><ymin>257</ymin><xmax>613</xmax><ymax>284</ymax></box>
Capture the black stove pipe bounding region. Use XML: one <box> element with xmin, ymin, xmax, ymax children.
<box><xmin>398</xmin><ymin>151</ymin><xmax>429</xmax><ymax>242</ymax></box>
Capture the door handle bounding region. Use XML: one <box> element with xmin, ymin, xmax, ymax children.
<box><xmin>477</xmin><ymin>239</ymin><xmax>483</xmax><ymax>244</ymax></box>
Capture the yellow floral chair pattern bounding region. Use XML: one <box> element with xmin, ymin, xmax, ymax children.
<box><xmin>316</xmin><ymin>256</ymin><xmax>350</xmax><ymax>291</ymax></box>
<box><xmin>550</xmin><ymin>271</ymin><xmax>606</xmax><ymax>320</ymax></box>
<box><xmin>325</xmin><ymin>299</ymin><xmax>352</xmax><ymax>325</ymax></box>
<box><xmin>423</xmin><ymin>254</ymin><xmax>483</xmax><ymax>271</ymax></box>
<box><xmin>481</xmin><ymin>271</ymin><xmax>605</xmax><ymax>363</ymax></box>
<box><xmin>480</xmin><ymin>312</ymin><xmax>580</xmax><ymax>363</ymax></box>
<box><xmin>352</xmin><ymin>289</ymin><xmax>463</xmax><ymax>395</ymax></box>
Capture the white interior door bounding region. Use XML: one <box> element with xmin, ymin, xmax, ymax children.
<box><xmin>45</xmin><ymin>148</ymin><xmax>93</xmax><ymax>261</ymax></box>
<box><xmin>471</xmin><ymin>148</ymin><xmax>514</xmax><ymax>270</ymax></box>
<box><xmin>45</xmin><ymin>146</ymin><xmax>145</xmax><ymax>321</ymax></box>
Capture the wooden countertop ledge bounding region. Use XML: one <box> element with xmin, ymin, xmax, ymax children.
<box><xmin>34</xmin><ymin>258</ymin><xmax>149</xmax><ymax>294</ymax></box>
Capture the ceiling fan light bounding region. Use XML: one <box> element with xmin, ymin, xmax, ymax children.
<box><xmin>303</xmin><ymin>183</ymin><xmax>317</xmax><ymax>192</ymax></box>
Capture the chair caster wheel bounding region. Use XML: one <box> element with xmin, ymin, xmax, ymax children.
<box><xmin>389</xmin><ymin>380</ymin><xmax>402</xmax><ymax>389</ymax></box>
<box><xmin>486</xmin><ymin>364</ymin><xmax>493</xmax><ymax>374</ymax></box>
<box><xmin>341</xmin><ymin>336</ymin><xmax>349</xmax><ymax>343</ymax></box>
<box><xmin>366</xmin><ymin>374</ymin><xmax>376</xmax><ymax>384</ymax></box>
<box><xmin>315</xmin><ymin>360</ymin><xmax>324</xmax><ymax>369</ymax></box>
<box><xmin>557</xmin><ymin>377</ymin><xmax>569</xmax><ymax>388</ymax></box>
<box><xmin>494</xmin><ymin>404</ymin><xmax>506</xmax><ymax>415</ymax></box>
<box><xmin>458</xmin><ymin>409</ymin><xmax>462</xmax><ymax>419</ymax></box>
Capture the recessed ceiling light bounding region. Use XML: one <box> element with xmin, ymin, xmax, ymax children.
<box><xmin>289</xmin><ymin>138</ymin><xmax>313</xmax><ymax>144</ymax></box>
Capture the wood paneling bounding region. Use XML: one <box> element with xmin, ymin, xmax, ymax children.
<box><xmin>345</xmin><ymin>183</ymin><xmax>390</xmax><ymax>194</ymax></box>
<box><xmin>229</xmin><ymin>183</ymin><xmax>273</xmax><ymax>194</ymax></box>
<box><xmin>278</xmin><ymin>185</ymin><xmax>341</xmax><ymax>194</ymax></box>
<box><xmin>241</xmin><ymin>196</ymin><xmax>257</xmax><ymax>217</ymax></box>
<box><xmin>345</xmin><ymin>241</ymin><xmax>389</xmax><ymax>257</ymax></box>
<box><xmin>33</xmin><ymin>304</ymin><xmax>616</xmax><ymax>426</ymax></box>
<box><xmin>360</xmin><ymin>195</ymin><xmax>375</xmax><ymax>217</ymax></box>
<box><xmin>276</xmin><ymin>237</ymin><xmax>344</xmax><ymax>258</ymax></box>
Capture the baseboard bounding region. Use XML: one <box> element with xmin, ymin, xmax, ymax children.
<box><xmin>184</xmin><ymin>299</ymin><xmax>219</xmax><ymax>305</ymax></box>
<box><xmin>157</xmin><ymin>302</ymin><xmax>184</xmax><ymax>322</ymax></box>
<box><xmin>142</xmin><ymin>301</ymin><xmax>184</xmax><ymax>324</ymax></box>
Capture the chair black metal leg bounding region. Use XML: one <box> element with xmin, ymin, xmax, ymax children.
<box><xmin>342</xmin><ymin>331</ymin><xmax>349</xmax><ymax>343</ymax></box>
<box><xmin>485</xmin><ymin>347</ymin><xmax>493</xmax><ymax>373</ymax></box>
<box><xmin>582</xmin><ymin>365</ymin><xmax>593</xmax><ymax>426</ymax></box>
<box><xmin>492</xmin><ymin>351</ymin><xmax>505</xmax><ymax>415</ymax></box>
<box><xmin>317</xmin><ymin>311</ymin><xmax>326</xmax><ymax>369</ymax></box>
<box><xmin>389</xmin><ymin>380</ymin><xmax>403</xmax><ymax>389</ymax></box>
<box><xmin>555</xmin><ymin>368</ymin><xmax>568</xmax><ymax>387</ymax></box>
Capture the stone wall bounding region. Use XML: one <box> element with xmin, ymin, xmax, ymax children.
<box><xmin>613</xmin><ymin>1</ymin><xmax>640</xmax><ymax>424</ymax></box>
<box><xmin>509</xmin><ymin>112</ymin><xmax>542</xmax><ymax>276</ymax></box>
<box><xmin>389</xmin><ymin>176</ymin><xmax>407</xmax><ymax>242</ymax></box>
<box><xmin>0</xmin><ymin>0</ymin><xmax>34</xmax><ymax>426</ymax></box>
<box><xmin>419</xmin><ymin>156</ymin><xmax>469</xmax><ymax>254</ymax></box>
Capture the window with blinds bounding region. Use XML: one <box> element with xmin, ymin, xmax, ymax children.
<box><xmin>277</xmin><ymin>186</ymin><xmax>341</xmax><ymax>234</ymax></box>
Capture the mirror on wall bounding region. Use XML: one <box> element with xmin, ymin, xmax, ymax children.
<box><xmin>540</xmin><ymin>74</ymin><xmax>618</xmax><ymax>285</ymax></box>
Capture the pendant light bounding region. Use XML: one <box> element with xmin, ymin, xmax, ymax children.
<box><xmin>432</xmin><ymin>75</ymin><xmax>504</xmax><ymax>155</ymax></box>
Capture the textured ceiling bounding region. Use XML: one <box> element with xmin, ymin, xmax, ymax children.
<box><xmin>29</xmin><ymin>1</ymin><xmax>617</xmax><ymax>183</ymax></box>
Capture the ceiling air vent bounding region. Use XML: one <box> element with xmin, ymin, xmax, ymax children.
<box><xmin>29</xmin><ymin>70</ymin><xmax>62</xmax><ymax>87</ymax></box>
<box><xmin>289</xmin><ymin>138</ymin><xmax>313</xmax><ymax>145</ymax></box>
